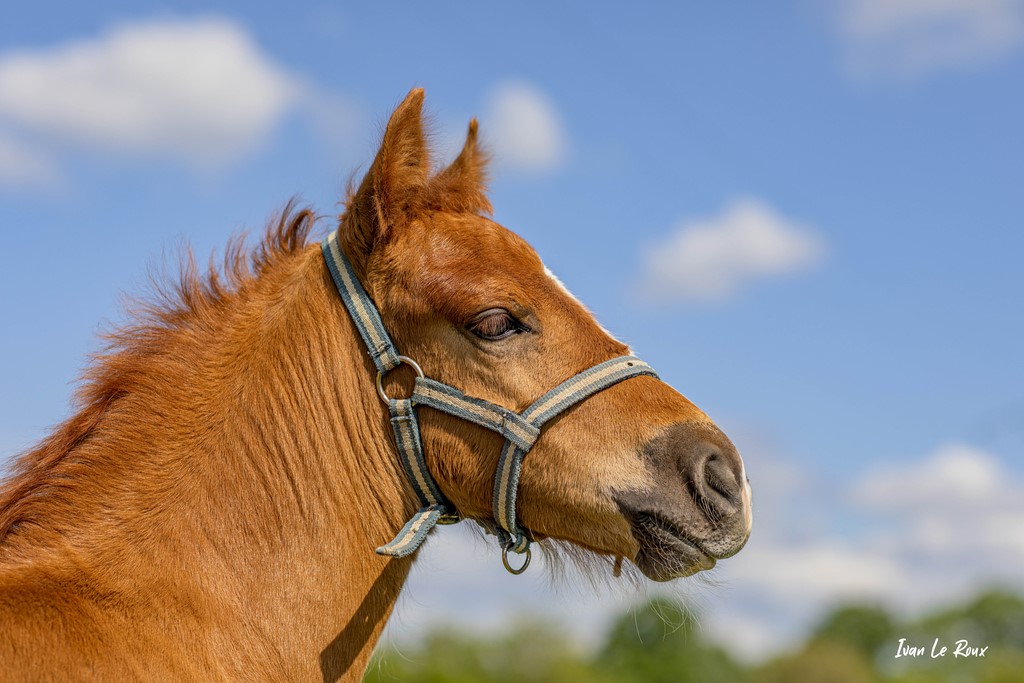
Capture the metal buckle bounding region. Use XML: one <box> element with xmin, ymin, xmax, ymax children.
<box><xmin>376</xmin><ymin>355</ymin><xmax>424</xmax><ymax>404</ymax></box>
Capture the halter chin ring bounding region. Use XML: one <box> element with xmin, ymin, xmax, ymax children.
<box><xmin>376</xmin><ymin>356</ymin><xmax>424</xmax><ymax>404</ymax></box>
<box><xmin>502</xmin><ymin>544</ymin><xmax>532</xmax><ymax>575</ymax></box>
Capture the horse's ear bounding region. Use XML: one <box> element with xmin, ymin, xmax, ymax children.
<box><xmin>428</xmin><ymin>119</ymin><xmax>492</xmax><ymax>215</ymax></box>
<box><xmin>341</xmin><ymin>88</ymin><xmax>430</xmax><ymax>260</ymax></box>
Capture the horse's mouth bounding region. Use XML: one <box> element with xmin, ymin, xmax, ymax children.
<box><xmin>622</xmin><ymin>509</ymin><xmax>716</xmax><ymax>582</ymax></box>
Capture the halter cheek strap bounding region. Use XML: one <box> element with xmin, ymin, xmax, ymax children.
<box><xmin>322</xmin><ymin>232</ymin><xmax>658</xmax><ymax>569</ymax></box>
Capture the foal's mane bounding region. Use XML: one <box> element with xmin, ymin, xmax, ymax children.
<box><xmin>0</xmin><ymin>203</ymin><xmax>319</xmax><ymax>541</ymax></box>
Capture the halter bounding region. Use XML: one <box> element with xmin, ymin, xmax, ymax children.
<box><xmin>322</xmin><ymin>232</ymin><xmax>658</xmax><ymax>573</ymax></box>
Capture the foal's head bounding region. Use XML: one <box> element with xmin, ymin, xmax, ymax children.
<box><xmin>340</xmin><ymin>90</ymin><xmax>751</xmax><ymax>581</ymax></box>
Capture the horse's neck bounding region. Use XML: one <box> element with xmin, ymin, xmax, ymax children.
<box><xmin>2</xmin><ymin>244</ymin><xmax>414</xmax><ymax>679</ymax></box>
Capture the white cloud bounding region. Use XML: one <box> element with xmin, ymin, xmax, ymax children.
<box><xmin>0</xmin><ymin>17</ymin><xmax>301</xmax><ymax>168</ymax></box>
<box><xmin>854</xmin><ymin>443</ymin><xmax>1024</xmax><ymax>564</ymax></box>
<box><xmin>853</xmin><ymin>442</ymin><xmax>1002</xmax><ymax>507</ymax></box>
<box><xmin>702</xmin><ymin>611</ymin><xmax>784</xmax><ymax>663</ymax></box>
<box><xmin>0</xmin><ymin>132</ymin><xmax>58</xmax><ymax>188</ymax></box>
<box><xmin>484</xmin><ymin>81</ymin><xmax>567</xmax><ymax>171</ymax></box>
<box><xmin>636</xmin><ymin>198</ymin><xmax>826</xmax><ymax>305</ymax></box>
<box><xmin>729</xmin><ymin>541</ymin><xmax>908</xmax><ymax>603</ymax></box>
<box><xmin>838</xmin><ymin>0</ymin><xmax>1024</xmax><ymax>78</ymax></box>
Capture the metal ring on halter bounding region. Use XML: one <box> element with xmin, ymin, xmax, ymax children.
<box><xmin>501</xmin><ymin>544</ymin><xmax>532</xmax><ymax>575</ymax></box>
<box><xmin>376</xmin><ymin>356</ymin><xmax>424</xmax><ymax>404</ymax></box>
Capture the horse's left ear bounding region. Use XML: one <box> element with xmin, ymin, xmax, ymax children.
<box><xmin>428</xmin><ymin>119</ymin><xmax>492</xmax><ymax>215</ymax></box>
<box><xmin>341</xmin><ymin>88</ymin><xmax>430</xmax><ymax>262</ymax></box>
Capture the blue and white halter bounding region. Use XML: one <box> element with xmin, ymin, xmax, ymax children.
<box><xmin>322</xmin><ymin>232</ymin><xmax>658</xmax><ymax>573</ymax></box>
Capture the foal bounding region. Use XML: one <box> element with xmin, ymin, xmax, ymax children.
<box><xmin>0</xmin><ymin>89</ymin><xmax>751</xmax><ymax>681</ymax></box>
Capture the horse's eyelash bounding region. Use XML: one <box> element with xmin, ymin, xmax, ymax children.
<box><xmin>467</xmin><ymin>311</ymin><xmax>530</xmax><ymax>339</ymax></box>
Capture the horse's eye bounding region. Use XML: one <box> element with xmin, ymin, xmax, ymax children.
<box><xmin>468</xmin><ymin>309</ymin><xmax>528</xmax><ymax>341</ymax></box>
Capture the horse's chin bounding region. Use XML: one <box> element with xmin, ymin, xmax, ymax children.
<box><xmin>624</xmin><ymin>510</ymin><xmax>717</xmax><ymax>582</ymax></box>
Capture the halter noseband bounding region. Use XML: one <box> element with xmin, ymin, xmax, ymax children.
<box><xmin>322</xmin><ymin>232</ymin><xmax>658</xmax><ymax>573</ymax></box>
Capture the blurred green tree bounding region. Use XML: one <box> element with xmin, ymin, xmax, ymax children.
<box><xmin>810</xmin><ymin>603</ymin><xmax>895</xmax><ymax>662</ymax></box>
<box><xmin>595</xmin><ymin>596</ymin><xmax>746</xmax><ymax>683</ymax></box>
<box><xmin>753</xmin><ymin>640</ymin><xmax>878</xmax><ymax>683</ymax></box>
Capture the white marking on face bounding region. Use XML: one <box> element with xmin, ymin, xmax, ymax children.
<box><xmin>542</xmin><ymin>262</ymin><xmax>632</xmax><ymax>353</ymax></box>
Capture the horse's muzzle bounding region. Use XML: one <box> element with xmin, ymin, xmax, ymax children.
<box><xmin>615</xmin><ymin>422</ymin><xmax>752</xmax><ymax>581</ymax></box>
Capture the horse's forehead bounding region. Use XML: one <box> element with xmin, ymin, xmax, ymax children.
<box><xmin>428</xmin><ymin>214</ymin><xmax>536</xmax><ymax>260</ymax></box>
<box><xmin>399</xmin><ymin>213</ymin><xmax>561</xmax><ymax>314</ymax></box>
<box><xmin>415</xmin><ymin>216</ymin><xmax>543</xmax><ymax>278</ymax></box>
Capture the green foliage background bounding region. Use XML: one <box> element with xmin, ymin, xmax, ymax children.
<box><xmin>365</xmin><ymin>590</ymin><xmax>1024</xmax><ymax>682</ymax></box>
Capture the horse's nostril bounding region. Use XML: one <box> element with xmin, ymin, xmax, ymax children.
<box><xmin>703</xmin><ymin>452</ymin><xmax>742</xmax><ymax>504</ymax></box>
<box><xmin>643</xmin><ymin>423</ymin><xmax>747</xmax><ymax>520</ymax></box>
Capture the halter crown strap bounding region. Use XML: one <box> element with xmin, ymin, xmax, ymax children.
<box><xmin>322</xmin><ymin>231</ymin><xmax>659</xmax><ymax>567</ymax></box>
<box><xmin>322</xmin><ymin>232</ymin><xmax>402</xmax><ymax>374</ymax></box>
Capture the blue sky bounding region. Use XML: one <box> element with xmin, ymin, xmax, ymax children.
<box><xmin>1</xmin><ymin>1</ymin><xmax>1022</xmax><ymax>660</ymax></box>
